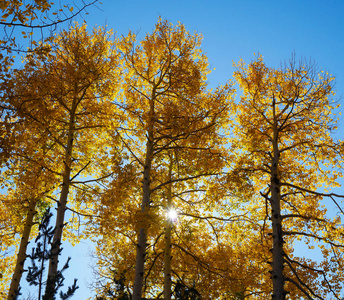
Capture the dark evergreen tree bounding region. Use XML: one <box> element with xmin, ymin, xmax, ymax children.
<box><xmin>24</xmin><ymin>208</ymin><xmax>79</xmax><ymax>300</ymax></box>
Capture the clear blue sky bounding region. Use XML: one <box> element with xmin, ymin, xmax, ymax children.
<box><xmin>86</xmin><ymin>0</ymin><xmax>344</xmax><ymax>94</ymax></box>
<box><xmin>18</xmin><ymin>1</ymin><xmax>344</xmax><ymax>299</ymax></box>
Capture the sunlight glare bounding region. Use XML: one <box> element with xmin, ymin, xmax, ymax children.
<box><xmin>167</xmin><ymin>208</ymin><xmax>178</xmax><ymax>221</ymax></box>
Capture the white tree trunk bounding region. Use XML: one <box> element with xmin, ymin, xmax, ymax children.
<box><xmin>164</xmin><ymin>158</ymin><xmax>173</xmax><ymax>300</ymax></box>
<box><xmin>133</xmin><ymin>101</ymin><xmax>154</xmax><ymax>300</ymax></box>
<box><xmin>45</xmin><ymin>105</ymin><xmax>76</xmax><ymax>299</ymax></box>
<box><xmin>7</xmin><ymin>199</ymin><xmax>36</xmax><ymax>300</ymax></box>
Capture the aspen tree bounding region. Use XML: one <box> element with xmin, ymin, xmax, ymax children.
<box><xmin>233</xmin><ymin>55</ymin><xmax>344</xmax><ymax>299</ymax></box>
<box><xmin>83</xmin><ymin>19</ymin><xmax>233</xmax><ymax>299</ymax></box>
<box><xmin>3</xmin><ymin>23</ymin><xmax>121</xmax><ymax>299</ymax></box>
<box><xmin>0</xmin><ymin>102</ymin><xmax>59</xmax><ymax>298</ymax></box>
<box><xmin>117</xmin><ymin>19</ymin><xmax>233</xmax><ymax>299</ymax></box>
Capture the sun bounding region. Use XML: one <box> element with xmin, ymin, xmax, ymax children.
<box><xmin>167</xmin><ymin>208</ymin><xmax>178</xmax><ymax>222</ymax></box>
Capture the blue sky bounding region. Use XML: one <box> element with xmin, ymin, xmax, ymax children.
<box><xmin>17</xmin><ymin>0</ymin><xmax>344</xmax><ymax>299</ymax></box>
<box><xmin>85</xmin><ymin>1</ymin><xmax>344</xmax><ymax>93</ymax></box>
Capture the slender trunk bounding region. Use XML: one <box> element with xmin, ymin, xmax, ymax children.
<box><xmin>7</xmin><ymin>198</ymin><xmax>36</xmax><ymax>300</ymax></box>
<box><xmin>164</xmin><ymin>158</ymin><xmax>173</xmax><ymax>300</ymax></box>
<box><xmin>45</xmin><ymin>105</ymin><xmax>76</xmax><ymax>299</ymax></box>
<box><xmin>133</xmin><ymin>99</ymin><xmax>155</xmax><ymax>300</ymax></box>
<box><xmin>132</xmin><ymin>141</ymin><xmax>153</xmax><ymax>299</ymax></box>
<box><xmin>271</xmin><ymin>98</ymin><xmax>285</xmax><ymax>300</ymax></box>
<box><xmin>164</xmin><ymin>223</ymin><xmax>172</xmax><ymax>299</ymax></box>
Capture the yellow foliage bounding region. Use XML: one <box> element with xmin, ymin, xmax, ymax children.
<box><xmin>232</xmin><ymin>54</ymin><xmax>344</xmax><ymax>298</ymax></box>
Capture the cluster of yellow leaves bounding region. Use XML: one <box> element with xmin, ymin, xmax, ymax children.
<box><xmin>0</xmin><ymin>0</ymin><xmax>53</xmax><ymax>24</ymax></box>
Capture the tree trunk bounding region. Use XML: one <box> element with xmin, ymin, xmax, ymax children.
<box><xmin>133</xmin><ymin>100</ymin><xmax>155</xmax><ymax>300</ymax></box>
<box><xmin>164</xmin><ymin>223</ymin><xmax>172</xmax><ymax>300</ymax></box>
<box><xmin>44</xmin><ymin>107</ymin><xmax>75</xmax><ymax>299</ymax></box>
<box><xmin>270</xmin><ymin>98</ymin><xmax>285</xmax><ymax>300</ymax></box>
<box><xmin>132</xmin><ymin>141</ymin><xmax>153</xmax><ymax>300</ymax></box>
<box><xmin>7</xmin><ymin>198</ymin><xmax>36</xmax><ymax>300</ymax></box>
<box><xmin>164</xmin><ymin>158</ymin><xmax>173</xmax><ymax>300</ymax></box>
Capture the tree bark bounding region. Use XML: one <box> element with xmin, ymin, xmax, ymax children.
<box><xmin>7</xmin><ymin>198</ymin><xmax>36</xmax><ymax>300</ymax></box>
<box><xmin>132</xmin><ymin>99</ymin><xmax>155</xmax><ymax>300</ymax></box>
<box><xmin>270</xmin><ymin>98</ymin><xmax>285</xmax><ymax>300</ymax></box>
<box><xmin>44</xmin><ymin>103</ymin><xmax>76</xmax><ymax>299</ymax></box>
<box><xmin>164</xmin><ymin>157</ymin><xmax>173</xmax><ymax>300</ymax></box>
